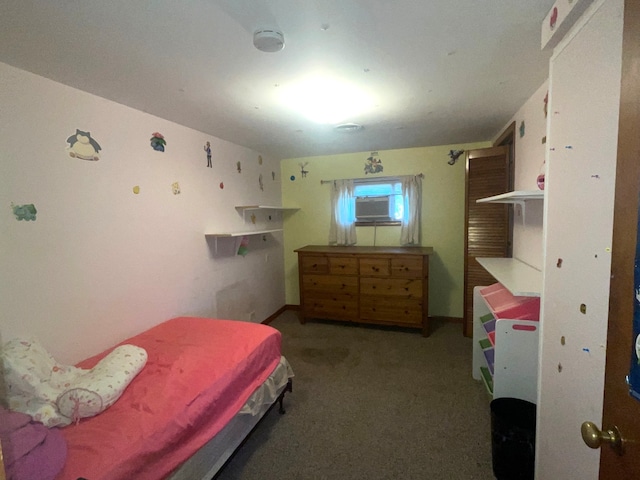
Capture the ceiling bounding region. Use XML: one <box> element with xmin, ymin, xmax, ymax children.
<box><xmin>0</xmin><ymin>0</ymin><xmax>555</xmax><ymax>159</ymax></box>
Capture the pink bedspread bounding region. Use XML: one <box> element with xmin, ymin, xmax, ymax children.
<box><xmin>56</xmin><ymin>317</ymin><xmax>282</xmax><ymax>480</ymax></box>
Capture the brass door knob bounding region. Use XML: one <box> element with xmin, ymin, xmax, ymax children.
<box><xmin>581</xmin><ymin>421</ymin><xmax>625</xmax><ymax>456</ymax></box>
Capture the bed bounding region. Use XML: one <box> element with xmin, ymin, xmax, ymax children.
<box><xmin>3</xmin><ymin>316</ymin><xmax>294</xmax><ymax>480</ymax></box>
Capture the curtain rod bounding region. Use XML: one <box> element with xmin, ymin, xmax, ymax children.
<box><xmin>320</xmin><ymin>173</ymin><xmax>423</xmax><ymax>185</ymax></box>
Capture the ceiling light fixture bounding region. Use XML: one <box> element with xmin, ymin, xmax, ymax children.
<box><xmin>335</xmin><ymin>123</ymin><xmax>363</xmax><ymax>132</ymax></box>
<box><xmin>277</xmin><ymin>74</ymin><xmax>375</xmax><ymax>124</ymax></box>
<box><xmin>253</xmin><ymin>29</ymin><xmax>285</xmax><ymax>53</ymax></box>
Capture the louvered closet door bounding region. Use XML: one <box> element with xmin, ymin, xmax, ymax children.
<box><xmin>463</xmin><ymin>146</ymin><xmax>511</xmax><ymax>336</ymax></box>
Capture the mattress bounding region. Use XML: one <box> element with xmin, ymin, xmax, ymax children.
<box><xmin>56</xmin><ymin>317</ymin><xmax>284</xmax><ymax>480</ymax></box>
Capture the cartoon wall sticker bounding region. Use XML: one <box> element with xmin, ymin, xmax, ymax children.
<box><xmin>132</xmin><ymin>186</ymin><xmax>140</xmax><ymax>194</ymax></box>
<box><xmin>237</xmin><ymin>161</ymin><xmax>242</xmax><ymax>173</ymax></box>
<box><xmin>150</xmin><ymin>132</ymin><xmax>166</xmax><ymax>152</ymax></box>
<box><xmin>66</xmin><ymin>129</ymin><xmax>101</xmax><ymax>161</ymax></box>
<box><xmin>364</xmin><ymin>152</ymin><xmax>383</xmax><ymax>174</ymax></box>
<box><xmin>172</xmin><ymin>182</ymin><xmax>181</xmax><ymax>195</ymax></box>
<box><xmin>258</xmin><ymin>155</ymin><xmax>263</xmax><ymax>165</ymax></box>
<box><xmin>237</xmin><ymin>236</ymin><xmax>249</xmax><ymax>256</ymax></box>
<box><xmin>544</xmin><ymin>91</ymin><xmax>549</xmax><ymax>118</ymax></box>
<box><xmin>447</xmin><ymin>149</ymin><xmax>464</xmax><ymax>165</ymax></box>
<box><xmin>204</xmin><ymin>141</ymin><xmax>212</xmax><ymax>168</ymax></box>
<box><xmin>11</xmin><ymin>203</ymin><xmax>37</xmax><ymax>221</ymax></box>
<box><xmin>299</xmin><ymin>162</ymin><xmax>309</xmax><ymax>178</ymax></box>
<box><xmin>259</xmin><ymin>174</ymin><xmax>264</xmax><ymax>191</ymax></box>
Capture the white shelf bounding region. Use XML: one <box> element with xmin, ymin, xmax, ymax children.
<box><xmin>476</xmin><ymin>257</ymin><xmax>542</xmax><ymax>297</ymax></box>
<box><xmin>235</xmin><ymin>205</ymin><xmax>299</xmax><ymax>223</ymax></box>
<box><xmin>204</xmin><ymin>229</ymin><xmax>283</xmax><ymax>238</ymax></box>
<box><xmin>235</xmin><ymin>205</ymin><xmax>299</xmax><ymax>211</ymax></box>
<box><xmin>476</xmin><ymin>190</ymin><xmax>544</xmax><ymax>204</ymax></box>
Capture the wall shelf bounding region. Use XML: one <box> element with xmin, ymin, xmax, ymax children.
<box><xmin>235</xmin><ymin>205</ymin><xmax>299</xmax><ymax>211</ymax></box>
<box><xmin>476</xmin><ymin>190</ymin><xmax>544</xmax><ymax>223</ymax></box>
<box><xmin>235</xmin><ymin>205</ymin><xmax>299</xmax><ymax>223</ymax></box>
<box><xmin>205</xmin><ymin>229</ymin><xmax>283</xmax><ymax>238</ymax></box>
<box><xmin>476</xmin><ymin>257</ymin><xmax>542</xmax><ymax>297</ymax></box>
<box><xmin>476</xmin><ymin>190</ymin><xmax>544</xmax><ymax>204</ymax></box>
<box><xmin>204</xmin><ymin>229</ymin><xmax>283</xmax><ymax>254</ymax></box>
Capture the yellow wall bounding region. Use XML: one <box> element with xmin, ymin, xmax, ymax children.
<box><xmin>281</xmin><ymin>141</ymin><xmax>490</xmax><ymax>318</ymax></box>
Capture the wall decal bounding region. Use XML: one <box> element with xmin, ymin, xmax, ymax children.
<box><xmin>66</xmin><ymin>129</ymin><xmax>101</xmax><ymax>161</ymax></box>
<box><xmin>150</xmin><ymin>132</ymin><xmax>166</xmax><ymax>152</ymax></box>
<box><xmin>259</xmin><ymin>174</ymin><xmax>264</xmax><ymax>191</ymax></box>
<box><xmin>299</xmin><ymin>162</ymin><xmax>309</xmax><ymax>178</ymax></box>
<box><xmin>237</xmin><ymin>236</ymin><xmax>249</xmax><ymax>256</ymax></box>
<box><xmin>519</xmin><ymin>120</ymin><xmax>525</xmax><ymax>138</ymax></box>
<box><xmin>544</xmin><ymin>91</ymin><xmax>549</xmax><ymax>118</ymax></box>
<box><xmin>11</xmin><ymin>203</ymin><xmax>37</xmax><ymax>221</ymax></box>
<box><xmin>447</xmin><ymin>150</ymin><xmax>464</xmax><ymax>165</ymax></box>
<box><xmin>549</xmin><ymin>7</ymin><xmax>558</xmax><ymax>30</ymax></box>
<box><xmin>132</xmin><ymin>186</ymin><xmax>140</xmax><ymax>194</ymax></box>
<box><xmin>204</xmin><ymin>141</ymin><xmax>212</xmax><ymax>168</ymax></box>
<box><xmin>258</xmin><ymin>155</ymin><xmax>263</xmax><ymax>165</ymax></box>
<box><xmin>237</xmin><ymin>161</ymin><xmax>242</xmax><ymax>173</ymax></box>
<box><xmin>172</xmin><ymin>182</ymin><xmax>181</xmax><ymax>195</ymax></box>
<box><xmin>219</xmin><ymin>182</ymin><xmax>224</xmax><ymax>189</ymax></box>
<box><xmin>364</xmin><ymin>152</ymin><xmax>383</xmax><ymax>174</ymax></box>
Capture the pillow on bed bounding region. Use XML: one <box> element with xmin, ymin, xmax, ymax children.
<box><xmin>2</xmin><ymin>338</ymin><xmax>147</xmax><ymax>427</ymax></box>
<box><xmin>2</xmin><ymin>338</ymin><xmax>84</xmax><ymax>427</ymax></box>
<box><xmin>56</xmin><ymin>344</ymin><xmax>147</xmax><ymax>422</ymax></box>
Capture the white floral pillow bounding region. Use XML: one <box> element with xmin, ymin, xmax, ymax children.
<box><xmin>56</xmin><ymin>344</ymin><xmax>147</xmax><ymax>422</ymax></box>
<box><xmin>1</xmin><ymin>338</ymin><xmax>147</xmax><ymax>427</ymax></box>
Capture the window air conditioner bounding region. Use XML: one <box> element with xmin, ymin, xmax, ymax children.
<box><xmin>356</xmin><ymin>196</ymin><xmax>390</xmax><ymax>220</ymax></box>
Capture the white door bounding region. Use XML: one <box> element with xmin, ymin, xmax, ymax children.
<box><xmin>536</xmin><ymin>0</ymin><xmax>624</xmax><ymax>478</ymax></box>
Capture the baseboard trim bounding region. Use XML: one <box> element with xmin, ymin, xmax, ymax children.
<box><xmin>263</xmin><ymin>308</ymin><xmax>462</xmax><ymax>326</ymax></box>
<box><xmin>429</xmin><ymin>316</ymin><xmax>464</xmax><ymax>324</ymax></box>
<box><xmin>261</xmin><ymin>306</ymin><xmax>287</xmax><ymax>325</ymax></box>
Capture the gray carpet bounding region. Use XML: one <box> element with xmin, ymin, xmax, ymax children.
<box><xmin>215</xmin><ymin>311</ymin><xmax>494</xmax><ymax>480</ymax></box>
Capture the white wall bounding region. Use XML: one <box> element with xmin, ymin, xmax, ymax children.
<box><xmin>0</xmin><ymin>62</ymin><xmax>285</xmax><ymax>364</ymax></box>
<box><xmin>494</xmin><ymin>80</ymin><xmax>548</xmax><ymax>271</ymax></box>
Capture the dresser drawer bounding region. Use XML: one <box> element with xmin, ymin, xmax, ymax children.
<box><xmin>302</xmin><ymin>274</ymin><xmax>358</xmax><ymax>294</ymax></box>
<box><xmin>359</xmin><ymin>296</ymin><xmax>423</xmax><ymax>325</ymax></box>
<box><xmin>359</xmin><ymin>257</ymin><xmax>390</xmax><ymax>276</ymax></box>
<box><xmin>329</xmin><ymin>256</ymin><xmax>358</xmax><ymax>275</ymax></box>
<box><xmin>360</xmin><ymin>277</ymin><xmax>423</xmax><ymax>297</ymax></box>
<box><xmin>391</xmin><ymin>256</ymin><xmax>424</xmax><ymax>278</ymax></box>
<box><xmin>303</xmin><ymin>293</ymin><xmax>358</xmax><ymax>321</ymax></box>
<box><xmin>300</xmin><ymin>255</ymin><xmax>329</xmax><ymax>274</ymax></box>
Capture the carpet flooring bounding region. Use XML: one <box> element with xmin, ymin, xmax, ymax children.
<box><xmin>214</xmin><ymin>311</ymin><xmax>494</xmax><ymax>480</ymax></box>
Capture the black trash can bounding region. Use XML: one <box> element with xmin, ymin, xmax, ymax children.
<box><xmin>490</xmin><ymin>397</ymin><xmax>536</xmax><ymax>480</ymax></box>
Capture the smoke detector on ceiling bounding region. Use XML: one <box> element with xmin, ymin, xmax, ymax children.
<box><xmin>253</xmin><ymin>29</ymin><xmax>285</xmax><ymax>53</ymax></box>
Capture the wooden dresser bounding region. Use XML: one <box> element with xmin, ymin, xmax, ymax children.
<box><xmin>295</xmin><ymin>245</ymin><xmax>433</xmax><ymax>336</ymax></box>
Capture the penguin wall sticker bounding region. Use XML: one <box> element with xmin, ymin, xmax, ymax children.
<box><xmin>66</xmin><ymin>129</ymin><xmax>101</xmax><ymax>161</ymax></box>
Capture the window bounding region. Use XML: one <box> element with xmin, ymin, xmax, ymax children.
<box><xmin>353</xmin><ymin>179</ymin><xmax>402</xmax><ymax>224</ymax></box>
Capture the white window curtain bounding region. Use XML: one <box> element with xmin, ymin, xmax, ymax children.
<box><xmin>329</xmin><ymin>179</ymin><xmax>357</xmax><ymax>246</ymax></box>
<box><xmin>400</xmin><ymin>175</ymin><xmax>422</xmax><ymax>245</ymax></box>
